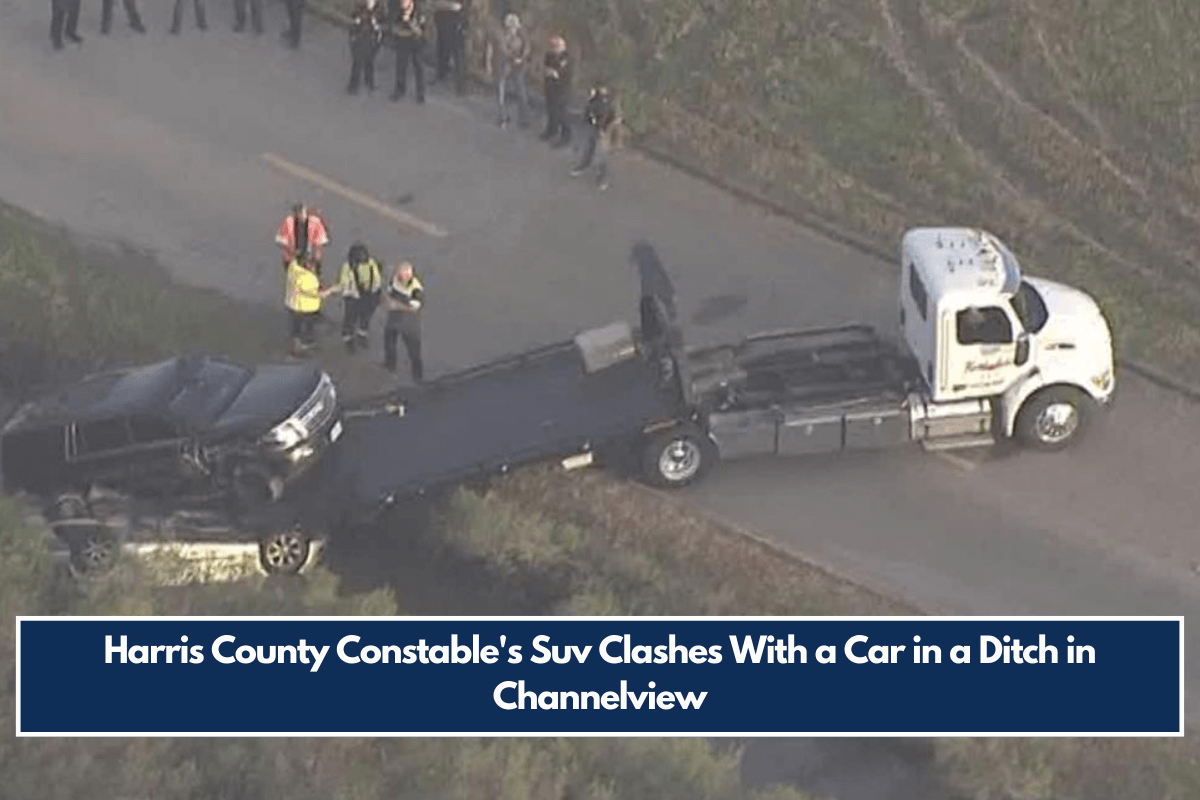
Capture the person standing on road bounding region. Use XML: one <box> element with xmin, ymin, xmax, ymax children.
<box><xmin>432</xmin><ymin>0</ymin><xmax>469</xmax><ymax>96</ymax></box>
<box><xmin>347</xmin><ymin>0</ymin><xmax>384</xmax><ymax>94</ymax></box>
<box><xmin>540</xmin><ymin>35</ymin><xmax>572</xmax><ymax>147</ymax></box>
<box><xmin>275</xmin><ymin>203</ymin><xmax>330</xmax><ymax>276</ymax></box>
<box><xmin>283</xmin><ymin>0</ymin><xmax>305</xmax><ymax>47</ymax></box>
<box><xmin>170</xmin><ymin>0</ymin><xmax>208</xmax><ymax>34</ymax></box>
<box><xmin>382</xmin><ymin>261</ymin><xmax>424</xmax><ymax>381</ymax></box>
<box><xmin>389</xmin><ymin>0</ymin><xmax>427</xmax><ymax>103</ymax></box>
<box><xmin>100</xmin><ymin>0</ymin><xmax>146</xmax><ymax>35</ymax></box>
<box><xmin>495</xmin><ymin>13</ymin><xmax>530</xmax><ymax>128</ymax></box>
<box><xmin>50</xmin><ymin>0</ymin><xmax>84</xmax><ymax>49</ymax></box>
<box><xmin>571</xmin><ymin>82</ymin><xmax>618</xmax><ymax>191</ymax></box>
<box><xmin>337</xmin><ymin>242</ymin><xmax>383</xmax><ymax>353</ymax></box>
<box><xmin>285</xmin><ymin>252</ymin><xmax>336</xmax><ymax>358</ymax></box>
<box><xmin>233</xmin><ymin>0</ymin><xmax>263</xmax><ymax>34</ymax></box>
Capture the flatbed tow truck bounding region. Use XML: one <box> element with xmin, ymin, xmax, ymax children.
<box><xmin>267</xmin><ymin>228</ymin><xmax>1116</xmax><ymax>544</ymax></box>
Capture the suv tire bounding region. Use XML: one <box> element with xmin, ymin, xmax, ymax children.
<box><xmin>258</xmin><ymin>528</ymin><xmax>312</xmax><ymax>575</ymax></box>
<box><xmin>65</xmin><ymin>525</ymin><xmax>120</xmax><ymax>577</ymax></box>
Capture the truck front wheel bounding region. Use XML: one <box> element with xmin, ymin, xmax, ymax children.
<box><xmin>641</xmin><ymin>425</ymin><xmax>715</xmax><ymax>489</ymax></box>
<box><xmin>1014</xmin><ymin>386</ymin><xmax>1092</xmax><ymax>452</ymax></box>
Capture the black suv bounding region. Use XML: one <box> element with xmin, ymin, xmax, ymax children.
<box><xmin>0</xmin><ymin>353</ymin><xmax>343</xmax><ymax>574</ymax></box>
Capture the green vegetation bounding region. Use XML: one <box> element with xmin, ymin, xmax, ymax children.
<box><xmin>1</xmin><ymin>494</ymin><xmax>814</xmax><ymax>800</ymax></box>
<box><xmin>356</xmin><ymin>0</ymin><xmax>1200</xmax><ymax>383</ymax></box>
<box><xmin>0</xmin><ymin>202</ymin><xmax>279</xmax><ymax>394</ymax></box>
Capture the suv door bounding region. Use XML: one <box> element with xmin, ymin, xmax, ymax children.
<box><xmin>69</xmin><ymin>417</ymin><xmax>135</xmax><ymax>492</ymax></box>
<box><xmin>124</xmin><ymin>415</ymin><xmax>193</xmax><ymax>497</ymax></box>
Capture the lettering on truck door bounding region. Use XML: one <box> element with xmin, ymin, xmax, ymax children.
<box><xmin>944</xmin><ymin>305</ymin><xmax>1021</xmax><ymax>396</ymax></box>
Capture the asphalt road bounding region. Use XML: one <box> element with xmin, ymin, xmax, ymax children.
<box><xmin>2</xmin><ymin>0</ymin><xmax>1199</xmax><ymax>738</ymax></box>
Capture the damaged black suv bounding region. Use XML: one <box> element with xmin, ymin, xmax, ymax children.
<box><xmin>0</xmin><ymin>353</ymin><xmax>343</xmax><ymax>574</ymax></box>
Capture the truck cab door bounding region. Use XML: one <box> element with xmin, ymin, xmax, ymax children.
<box><xmin>940</xmin><ymin>304</ymin><xmax>1025</xmax><ymax>398</ymax></box>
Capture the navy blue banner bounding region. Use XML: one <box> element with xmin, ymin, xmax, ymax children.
<box><xmin>16</xmin><ymin>617</ymin><xmax>1182</xmax><ymax>735</ymax></box>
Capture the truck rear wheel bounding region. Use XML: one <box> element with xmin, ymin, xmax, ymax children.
<box><xmin>1015</xmin><ymin>386</ymin><xmax>1091</xmax><ymax>452</ymax></box>
<box><xmin>641</xmin><ymin>425</ymin><xmax>715</xmax><ymax>489</ymax></box>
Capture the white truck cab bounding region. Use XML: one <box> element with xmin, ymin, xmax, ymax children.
<box><xmin>900</xmin><ymin>227</ymin><xmax>1114</xmax><ymax>450</ymax></box>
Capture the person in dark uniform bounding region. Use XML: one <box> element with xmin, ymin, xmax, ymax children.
<box><xmin>170</xmin><ymin>0</ymin><xmax>208</xmax><ymax>34</ymax></box>
<box><xmin>389</xmin><ymin>0</ymin><xmax>426</xmax><ymax>103</ymax></box>
<box><xmin>432</xmin><ymin>0</ymin><xmax>469</xmax><ymax>96</ymax></box>
<box><xmin>283</xmin><ymin>0</ymin><xmax>305</xmax><ymax>47</ymax></box>
<box><xmin>50</xmin><ymin>0</ymin><xmax>84</xmax><ymax>49</ymax></box>
<box><xmin>233</xmin><ymin>0</ymin><xmax>263</xmax><ymax>34</ymax></box>
<box><xmin>383</xmin><ymin>261</ymin><xmax>424</xmax><ymax>380</ymax></box>
<box><xmin>571</xmin><ymin>82</ymin><xmax>618</xmax><ymax>191</ymax></box>
<box><xmin>101</xmin><ymin>0</ymin><xmax>146</xmax><ymax>34</ymax></box>
<box><xmin>347</xmin><ymin>0</ymin><xmax>384</xmax><ymax>94</ymax></box>
<box><xmin>540</xmin><ymin>35</ymin><xmax>572</xmax><ymax>147</ymax></box>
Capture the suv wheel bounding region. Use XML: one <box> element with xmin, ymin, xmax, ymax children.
<box><xmin>66</xmin><ymin>526</ymin><xmax>119</xmax><ymax>577</ymax></box>
<box><xmin>258</xmin><ymin>529</ymin><xmax>312</xmax><ymax>575</ymax></box>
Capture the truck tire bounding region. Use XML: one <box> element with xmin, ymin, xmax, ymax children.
<box><xmin>641</xmin><ymin>425</ymin><xmax>715</xmax><ymax>489</ymax></box>
<box><xmin>258</xmin><ymin>528</ymin><xmax>312</xmax><ymax>575</ymax></box>
<box><xmin>1014</xmin><ymin>385</ymin><xmax>1092</xmax><ymax>452</ymax></box>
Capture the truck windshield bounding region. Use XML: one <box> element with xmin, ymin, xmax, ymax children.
<box><xmin>166</xmin><ymin>360</ymin><xmax>252</xmax><ymax>425</ymax></box>
<box><xmin>1010</xmin><ymin>281</ymin><xmax>1049</xmax><ymax>334</ymax></box>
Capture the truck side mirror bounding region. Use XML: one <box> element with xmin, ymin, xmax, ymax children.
<box><xmin>1014</xmin><ymin>334</ymin><xmax>1030</xmax><ymax>366</ymax></box>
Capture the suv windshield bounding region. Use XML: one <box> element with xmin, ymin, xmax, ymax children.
<box><xmin>1009</xmin><ymin>280</ymin><xmax>1049</xmax><ymax>334</ymax></box>
<box><xmin>167</xmin><ymin>359</ymin><xmax>252</xmax><ymax>425</ymax></box>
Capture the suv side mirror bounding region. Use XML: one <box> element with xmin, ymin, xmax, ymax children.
<box><xmin>1014</xmin><ymin>334</ymin><xmax>1030</xmax><ymax>366</ymax></box>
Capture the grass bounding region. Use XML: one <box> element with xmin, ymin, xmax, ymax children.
<box><xmin>312</xmin><ymin>0</ymin><xmax>1200</xmax><ymax>385</ymax></box>
<box><xmin>0</xmin><ymin>201</ymin><xmax>280</xmax><ymax>395</ymax></box>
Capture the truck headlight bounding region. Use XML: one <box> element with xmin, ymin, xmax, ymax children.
<box><xmin>265</xmin><ymin>419</ymin><xmax>308</xmax><ymax>450</ymax></box>
<box><xmin>1091</xmin><ymin>369</ymin><xmax>1113</xmax><ymax>392</ymax></box>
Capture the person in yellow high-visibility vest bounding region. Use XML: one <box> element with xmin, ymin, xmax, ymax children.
<box><xmin>285</xmin><ymin>252</ymin><xmax>336</xmax><ymax>357</ymax></box>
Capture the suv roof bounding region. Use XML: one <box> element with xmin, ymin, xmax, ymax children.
<box><xmin>1</xmin><ymin>354</ymin><xmax>249</xmax><ymax>435</ymax></box>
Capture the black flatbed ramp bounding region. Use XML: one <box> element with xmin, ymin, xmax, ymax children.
<box><xmin>291</xmin><ymin>339</ymin><xmax>683</xmax><ymax>525</ymax></box>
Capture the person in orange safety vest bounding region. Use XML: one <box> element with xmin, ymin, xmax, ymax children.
<box><xmin>275</xmin><ymin>203</ymin><xmax>330</xmax><ymax>276</ymax></box>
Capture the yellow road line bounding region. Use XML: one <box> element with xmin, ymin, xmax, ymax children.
<box><xmin>261</xmin><ymin>152</ymin><xmax>448</xmax><ymax>239</ymax></box>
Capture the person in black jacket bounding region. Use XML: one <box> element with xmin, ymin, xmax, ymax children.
<box><xmin>540</xmin><ymin>35</ymin><xmax>572</xmax><ymax>147</ymax></box>
<box><xmin>50</xmin><ymin>0</ymin><xmax>84</xmax><ymax>49</ymax></box>
<box><xmin>389</xmin><ymin>0</ymin><xmax>426</xmax><ymax>103</ymax></box>
<box><xmin>570</xmin><ymin>82</ymin><xmax>618</xmax><ymax>190</ymax></box>
<box><xmin>347</xmin><ymin>0</ymin><xmax>384</xmax><ymax>94</ymax></box>
<box><xmin>432</xmin><ymin>0</ymin><xmax>469</xmax><ymax>96</ymax></box>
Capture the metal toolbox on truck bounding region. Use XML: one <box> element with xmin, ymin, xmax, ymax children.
<box><xmin>843</xmin><ymin>405</ymin><xmax>910</xmax><ymax>451</ymax></box>
<box><xmin>777</xmin><ymin>408</ymin><xmax>844</xmax><ymax>457</ymax></box>
<box><xmin>707</xmin><ymin>408</ymin><xmax>780</xmax><ymax>459</ymax></box>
